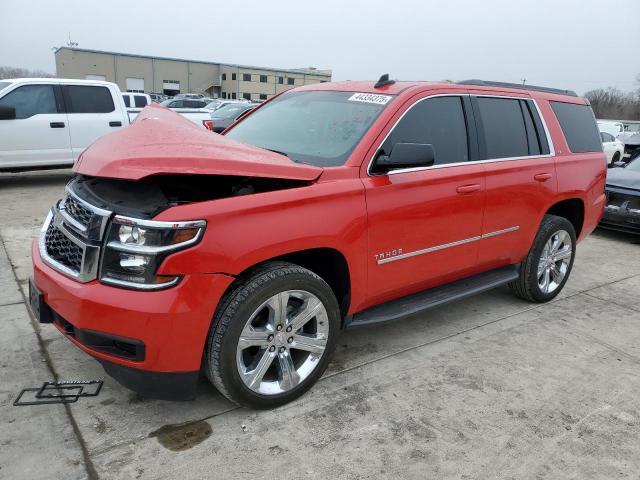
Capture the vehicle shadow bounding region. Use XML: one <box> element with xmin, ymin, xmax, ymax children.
<box><xmin>0</xmin><ymin>169</ymin><xmax>74</xmax><ymax>188</ymax></box>
<box><xmin>593</xmin><ymin>227</ymin><xmax>640</xmax><ymax>245</ymax></box>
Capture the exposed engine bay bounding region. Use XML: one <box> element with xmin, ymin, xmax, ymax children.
<box><xmin>71</xmin><ymin>174</ymin><xmax>311</xmax><ymax>218</ymax></box>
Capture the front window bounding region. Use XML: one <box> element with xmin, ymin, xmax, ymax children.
<box><xmin>225</xmin><ymin>91</ymin><xmax>391</xmax><ymax>167</ymax></box>
<box><xmin>212</xmin><ymin>104</ymin><xmax>251</xmax><ymax>119</ymax></box>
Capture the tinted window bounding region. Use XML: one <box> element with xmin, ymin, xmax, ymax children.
<box><xmin>550</xmin><ymin>101</ymin><xmax>601</xmax><ymax>153</ymax></box>
<box><xmin>243</xmin><ymin>74</ymin><xmax>251</xmax><ymax>81</ymax></box>
<box><xmin>221</xmin><ymin>73</ymin><xmax>226</xmax><ymax>81</ymax></box>
<box><xmin>231</xmin><ymin>92</ymin><xmax>237</xmax><ymax>99</ymax></box>
<box><xmin>0</xmin><ymin>84</ymin><xmax>57</xmax><ymax>119</ymax></box>
<box><xmin>232</xmin><ymin>73</ymin><xmax>236</xmax><ymax>81</ymax></box>
<box><xmin>66</xmin><ymin>85</ymin><xmax>114</xmax><ymax>113</ymax></box>
<box><xmin>278</xmin><ymin>77</ymin><xmax>284</xmax><ymax>84</ymax></box>
<box><xmin>134</xmin><ymin>96</ymin><xmax>148</xmax><ymax>108</ymax></box>
<box><xmin>287</xmin><ymin>78</ymin><xmax>295</xmax><ymax>85</ymax></box>
<box><xmin>260</xmin><ymin>75</ymin><xmax>268</xmax><ymax>83</ymax></box>
<box><xmin>122</xmin><ymin>95</ymin><xmax>131</xmax><ymax>107</ymax></box>
<box><xmin>168</xmin><ymin>100</ymin><xmax>184</xmax><ymax>108</ymax></box>
<box><xmin>476</xmin><ymin>97</ymin><xmax>528</xmax><ymax>159</ymax></box>
<box><xmin>382</xmin><ymin>96</ymin><xmax>468</xmax><ymax>165</ymax></box>
<box><xmin>521</xmin><ymin>101</ymin><xmax>541</xmax><ymax>156</ymax></box>
<box><xmin>259</xmin><ymin>94</ymin><xmax>267</xmax><ymax>100</ymax></box>
<box><xmin>243</xmin><ymin>93</ymin><xmax>251</xmax><ymax>100</ymax></box>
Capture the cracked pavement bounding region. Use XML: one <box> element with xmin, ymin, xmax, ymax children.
<box><xmin>1</xmin><ymin>170</ymin><xmax>639</xmax><ymax>479</ymax></box>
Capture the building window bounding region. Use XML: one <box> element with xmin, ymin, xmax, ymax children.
<box><xmin>260</xmin><ymin>75</ymin><xmax>268</xmax><ymax>83</ymax></box>
<box><xmin>222</xmin><ymin>92</ymin><xmax>226</xmax><ymax>99</ymax></box>
<box><xmin>278</xmin><ymin>76</ymin><xmax>284</xmax><ymax>84</ymax></box>
<box><xmin>320</xmin><ymin>80</ymin><xmax>327</xmax><ymax>83</ymax></box>
<box><xmin>232</xmin><ymin>73</ymin><xmax>237</xmax><ymax>80</ymax></box>
<box><xmin>231</xmin><ymin>92</ymin><xmax>237</xmax><ymax>99</ymax></box>
<box><xmin>242</xmin><ymin>93</ymin><xmax>251</xmax><ymax>100</ymax></box>
<box><xmin>287</xmin><ymin>78</ymin><xmax>295</xmax><ymax>85</ymax></box>
<box><xmin>243</xmin><ymin>73</ymin><xmax>251</xmax><ymax>82</ymax></box>
<box><xmin>222</xmin><ymin>73</ymin><xmax>227</xmax><ymax>81</ymax></box>
<box><xmin>259</xmin><ymin>94</ymin><xmax>267</xmax><ymax>100</ymax></box>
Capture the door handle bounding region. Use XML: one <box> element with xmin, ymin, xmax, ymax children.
<box><xmin>534</xmin><ymin>173</ymin><xmax>553</xmax><ymax>182</ymax></box>
<box><xmin>456</xmin><ymin>184</ymin><xmax>481</xmax><ymax>194</ymax></box>
<box><xmin>109</xmin><ymin>121</ymin><xmax>122</xmax><ymax>127</ymax></box>
<box><xmin>49</xmin><ymin>122</ymin><xmax>65</xmax><ymax>128</ymax></box>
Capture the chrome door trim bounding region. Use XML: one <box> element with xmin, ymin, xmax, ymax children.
<box><xmin>376</xmin><ymin>226</ymin><xmax>520</xmax><ymax>265</ymax></box>
<box><xmin>366</xmin><ymin>93</ymin><xmax>555</xmax><ymax>177</ymax></box>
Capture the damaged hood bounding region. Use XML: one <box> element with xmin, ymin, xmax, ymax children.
<box><xmin>607</xmin><ymin>166</ymin><xmax>640</xmax><ymax>191</ymax></box>
<box><xmin>73</xmin><ymin>104</ymin><xmax>323</xmax><ymax>181</ymax></box>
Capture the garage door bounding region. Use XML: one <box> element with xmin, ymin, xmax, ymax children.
<box><xmin>85</xmin><ymin>75</ymin><xmax>106</xmax><ymax>81</ymax></box>
<box><xmin>126</xmin><ymin>77</ymin><xmax>145</xmax><ymax>93</ymax></box>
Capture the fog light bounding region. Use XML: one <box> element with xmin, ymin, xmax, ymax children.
<box><xmin>119</xmin><ymin>254</ymin><xmax>149</xmax><ymax>273</ymax></box>
<box><xmin>119</xmin><ymin>225</ymin><xmax>146</xmax><ymax>245</ymax></box>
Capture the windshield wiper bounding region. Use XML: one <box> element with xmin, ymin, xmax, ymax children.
<box><xmin>262</xmin><ymin>148</ymin><xmax>289</xmax><ymax>158</ymax></box>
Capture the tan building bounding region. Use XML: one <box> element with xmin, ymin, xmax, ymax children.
<box><xmin>54</xmin><ymin>47</ymin><xmax>332</xmax><ymax>100</ymax></box>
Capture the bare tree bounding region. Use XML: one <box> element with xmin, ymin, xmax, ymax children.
<box><xmin>0</xmin><ymin>66</ymin><xmax>54</xmax><ymax>79</ymax></box>
<box><xmin>585</xmin><ymin>83</ymin><xmax>640</xmax><ymax>121</ymax></box>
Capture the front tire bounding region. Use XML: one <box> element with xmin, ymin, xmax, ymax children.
<box><xmin>509</xmin><ymin>215</ymin><xmax>576</xmax><ymax>303</ymax></box>
<box><xmin>204</xmin><ymin>262</ymin><xmax>340</xmax><ymax>409</ymax></box>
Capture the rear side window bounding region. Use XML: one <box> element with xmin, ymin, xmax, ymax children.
<box><xmin>0</xmin><ymin>84</ymin><xmax>58</xmax><ymax>119</ymax></box>
<box><xmin>134</xmin><ymin>95</ymin><xmax>148</xmax><ymax>108</ymax></box>
<box><xmin>383</xmin><ymin>96</ymin><xmax>468</xmax><ymax>165</ymax></box>
<box><xmin>122</xmin><ymin>95</ymin><xmax>131</xmax><ymax>108</ymax></box>
<box><xmin>65</xmin><ymin>85</ymin><xmax>115</xmax><ymax>113</ymax></box>
<box><xmin>476</xmin><ymin>97</ymin><xmax>529</xmax><ymax>159</ymax></box>
<box><xmin>550</xmin><ymin>101</ymin><xmax>601</xmax><ymax>153</ymax></box>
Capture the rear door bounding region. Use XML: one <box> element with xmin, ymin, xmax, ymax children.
<box><xmin>0</xmin><ymin>82</ymin><xmax>71</xmax><ymax>169</ymax></box>
<box><xmin>471</xmin><ymin>93</ymin><xmax>556</xmax><ymax>268</ymax></box>
<box><xmin>362</xmin><ymin>93</ymin><xmax>486</xmax><ymax>306</ymax></box>
<box><xmin>63</xmin><ymin>83</ymin><xmax>125</xmax><ymax>160</ymax></box>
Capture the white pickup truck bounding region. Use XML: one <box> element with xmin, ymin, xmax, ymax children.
<box><xmin>0</xmin><ymin>78</ymin><xmax>212</xmax><ymax>172</ymax></box>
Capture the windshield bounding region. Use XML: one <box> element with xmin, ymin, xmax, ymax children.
<box><xmin>225</xmin><ymin>91</ymin><xmax>391</xmax><ymax>167</ymax></box>
<box><xmin>213</xmin><ymin>104</ymin><xmax>251</xmax><ymax>119</ymax></box>
<box><xmin>626</xmin><ymin>157</ymin><xmax>640</xmax><ymax>172</ymax></box>
<box><xmin>0</xmin><ymin>81</ymin><xmax>11</xmax><ymax>93</ymax></box>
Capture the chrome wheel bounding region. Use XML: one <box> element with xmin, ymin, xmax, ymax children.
<box><xmin>236</xmin><ymin>290</ymin><xmax>329</xmax><ymax>395</ymax></box>
<box><xmin>537</xmin><ymin>229</ymin><xmax>572</xmax><ymax>294</ymax></box>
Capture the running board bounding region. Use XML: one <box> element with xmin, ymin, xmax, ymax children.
<box><xmin>346</xmin><ymin>265</ymin><xmax>519</xmax><ymax>328</ymax></box>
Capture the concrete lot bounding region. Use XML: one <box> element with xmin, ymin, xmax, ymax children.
<box><xmin>1</xmin><ymin>170</ymin><xmax>639</xmax><ymax>480</ymax></box>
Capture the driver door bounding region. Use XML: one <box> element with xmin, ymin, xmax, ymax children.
<box><xmin>362</xmin><ymin>93</ymin><xmax>485</xmax><ymax>307</ymax></box>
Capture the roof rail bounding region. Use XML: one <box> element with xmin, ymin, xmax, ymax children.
<box><xmin>457</xmin><ymin>79</ymin><xmax>578</xmax><ymax>97</ymax></box>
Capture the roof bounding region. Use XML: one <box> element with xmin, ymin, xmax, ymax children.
<box><xmin>0</xmin><ymin>77</ymin><xmax>118</xmax><ymax>86</ymax></box>
<box><xmin>55</xmin><ymin>47</ymin><xmax>332</xmax><ymax>77</ymax></box>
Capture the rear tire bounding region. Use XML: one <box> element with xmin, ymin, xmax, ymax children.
<box><xmin>508</xmin><ymin>215</ymin><xmax>576</xmax><ymax>303</ymax></box>
<box><xmin>204</xmin><ymin>261</ymin><xmax>340</xmax><ymax>409</ymax></box>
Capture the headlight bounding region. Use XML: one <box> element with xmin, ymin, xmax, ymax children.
<box><xmin>99</xmin><ymin>215</ymin><xmax>206</xmax><ymax>290</ymax></box>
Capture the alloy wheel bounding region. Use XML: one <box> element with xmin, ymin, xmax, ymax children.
<box><xmin>537</xmin><ymin>229</ymin><xmax>572</xmax><ymax>294</ymax></box>
<box><xmin>236</xmin><ymin>290</ymin><xmax>329</xmax><ymax>395</ymax></box>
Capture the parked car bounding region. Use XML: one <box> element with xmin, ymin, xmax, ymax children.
<box><xmin>0</xmin><ymin>78</ymin><xmax>129</xmax><ymax>171</ymax></box>
<box><xmin>30</xmin><ymin>78</ymin><xmax>605</xmax><ymax>408</ymax></box>
<box><xmin>601</xmin><ymin>131</ymin><xmax>625</xmax><ymax>166</ymax></box>
<box><xmin>600</xmin><ymin>156</ymin><xmax>640</xmax><ymax>234</ymax></box>
<box><xmin>597</xmin><ymin>120</ymin><xmax>624</xmax><ymax>138</ymax></box>
<box><xmin>149</xmin><ymin>93</ymin><xmax>167</xmax><ymax>103</ymax></box>
<box><xmin>621</xmin><ymin>121</ymin><xmax>640</xmax><ymax>161</ymax></box>
<box><xmin>204</xmin><ymin>98</ymin><xmax>250</xmax><ymax>111</ymax></box>
<box><xmin>210</xmin><ymin>102</ymin><xmax>259</xmax><ymax>133</ymax></box>
<box><xmin>159</xmin><ymin>98</ymin><xmax>213</xmax><ymax>129</ymax></box>
<box><xmin>122</xmin><ymin>92</ymin><xmax>151</xmax><ymax>122</ymax></box>
<box><xmin>173</xmin><ymin>93</ymin><xmax>209</xmax><ymax>100</ymax></box>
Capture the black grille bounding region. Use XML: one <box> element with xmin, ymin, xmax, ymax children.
<box><xmin>44</xmin><ymin>223</ymin><xmax>83</xmax><ymax>272</ymax></box>
<box><xmin>64</xmin><ymin>196</ymin><xmax>93</xmax><ymax>227</ymax></box>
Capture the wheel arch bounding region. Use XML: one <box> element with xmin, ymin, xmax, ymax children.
<box><xmin>231</xmin><ymin>247</ymin><xmax>352</xmax><ymax>318</ymax></box>
<box><xmin>545</xmin><ymin>198</ymin><xmax>585</xmax><ymax>238</ymax></box>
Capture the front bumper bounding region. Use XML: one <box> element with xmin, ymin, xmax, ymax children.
<box><xmin>32</xmin><ymin>241</ymin><xmax>234</xmax><ymax>399</ymax></box>
<box><xmin>599</xmin><ymin>187</ymin><xmax>640</xmax><ymax>235</ymax></box>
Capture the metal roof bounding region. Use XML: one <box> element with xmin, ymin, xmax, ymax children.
<box><xmin>54</xmin><ymin>47</ymin><xmax>332</xmax><ymax>77</ymax></box>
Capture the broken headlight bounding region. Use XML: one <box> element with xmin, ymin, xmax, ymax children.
<box><xmin>99</xmin><ymin>215</ymin><xmax>206</xmax><ymax>290</ymax></box>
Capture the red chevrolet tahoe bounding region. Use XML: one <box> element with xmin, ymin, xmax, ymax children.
<box><xmin>30</xmin><ymin>77</ymin><xmax>606</xmax><ymax>408</ymax></box>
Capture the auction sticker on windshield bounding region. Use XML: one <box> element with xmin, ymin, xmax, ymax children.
<box><xmin>348</xmin><ymin>93</ymin><xmax>392</xmax><ymax>105</ymax></box>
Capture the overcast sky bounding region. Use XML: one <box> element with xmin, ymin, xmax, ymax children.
<box><xmin>1</xmin><ymin>0</ymin><xmax>638</xmax><ymax>95</ymax></box>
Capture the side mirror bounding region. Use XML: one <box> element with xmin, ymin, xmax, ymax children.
<box><xmin>0</xmin><ymin>105</ymin><xmax>16</xmax><ymax>120</ymax></box>
<box><xmin>375</xmin><ymin>142</ymin><xmax>435</xmax><ymax>172</ymax></box>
